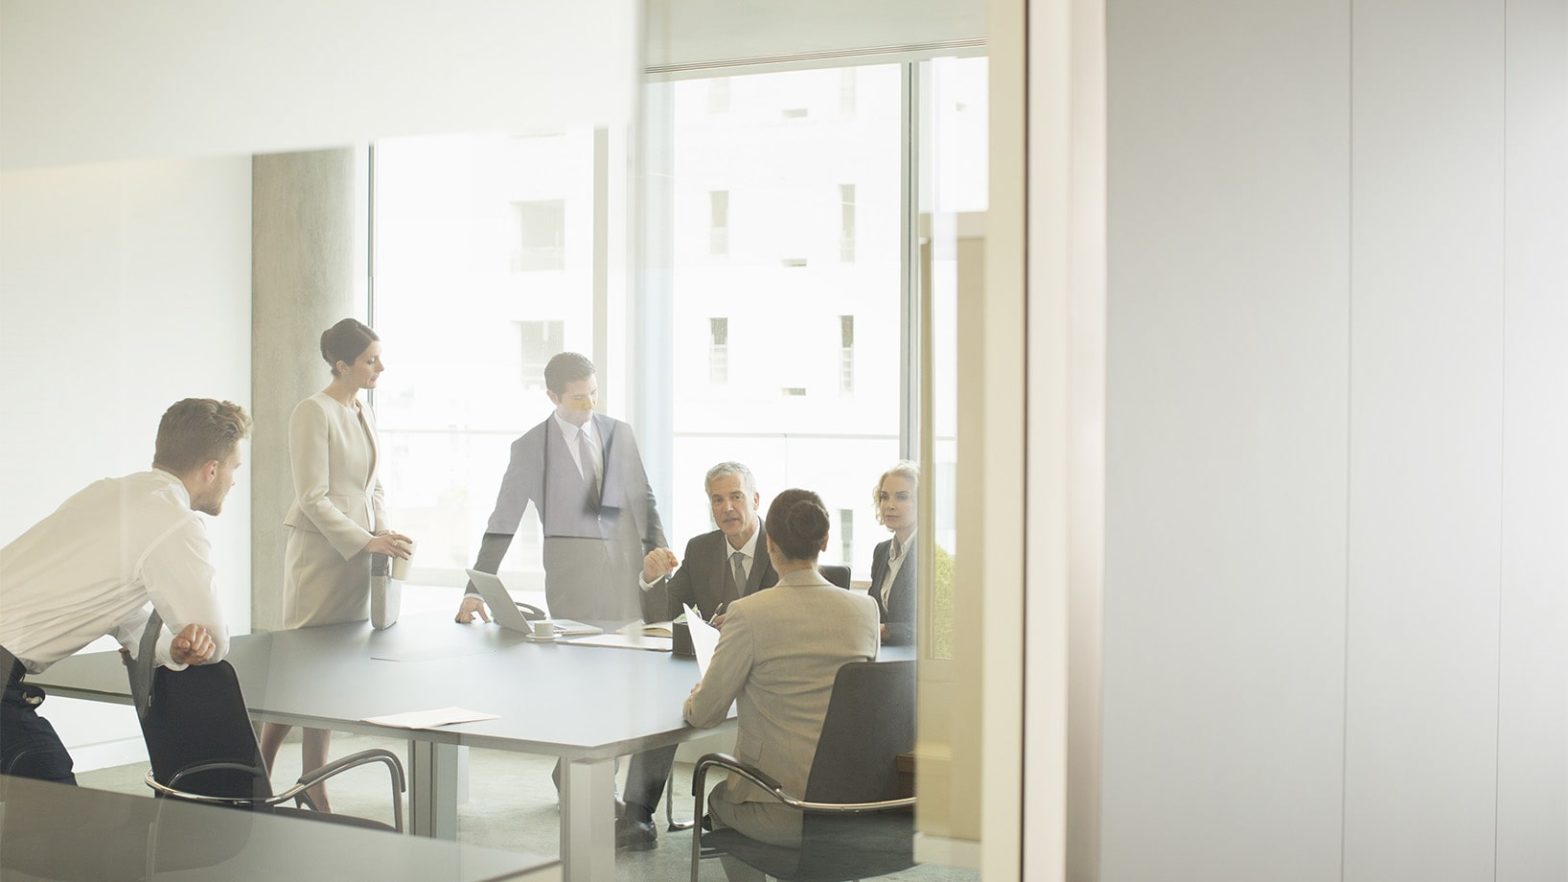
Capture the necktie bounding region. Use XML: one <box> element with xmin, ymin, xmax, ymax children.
<box><xmin>731</xmin><ymin>550</ymin><xmax>747</xmax><ymax>595</ymax></box>
<box><xmin>578</xmin><ymin>429</ymin><xmax>601</xmax><ymax>496</ymax></box>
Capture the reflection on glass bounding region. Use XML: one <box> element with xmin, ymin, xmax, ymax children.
<box><xmin>922</xmin><ymin>55</ymin><xmax>988</xmax><ymax>659</ymax></box>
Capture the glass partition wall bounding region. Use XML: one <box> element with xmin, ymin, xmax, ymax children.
<box><xmin>365</xmin><ymin>54</ymin><xmax>986</xmax><ymax>877</ymax></box>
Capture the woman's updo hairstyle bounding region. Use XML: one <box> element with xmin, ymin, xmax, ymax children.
<box><xmin>320</xmin><ymin>318</ymin><xmax>379</xmax><ymax>376</ymax></box>
<box><xmin>764</xmin><ymin>488</ymin><xmax>831</xmax><ymax>561</ymax></box>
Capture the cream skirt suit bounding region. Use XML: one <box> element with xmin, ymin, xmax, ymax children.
<box><xmin>281</xmin><ymin>392</ymin><xmax>387</xmax><ymax>629</ymax></box>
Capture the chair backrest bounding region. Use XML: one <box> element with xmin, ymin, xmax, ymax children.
<box><xmin>817</xmin><ymin>564</ymin><xmax>853</xmax><ymax>590</ymax></box>
<box><xmin>802</xmin><ymin>660</ymin><xmax>915</xmax><ymax>804</ymax></box>
<box><xmin>138</xmin><ymin>660</ymin><xmax>273</xmax><ymax>802</ymax></box>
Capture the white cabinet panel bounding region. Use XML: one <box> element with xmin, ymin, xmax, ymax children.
<box><xmin>1497</xmin><ymin>1</ymin><xmax>1568</xmax><ymax>879</ymax></box>
<box><xmin>1101</xmin><ymin>2</ymin><xmax>1349</xmax><ymax>879</ymax></box>
<box><xmin>1344</xmin><ymin>2</ymin><xmax>1505</xmax><ymax>880</ymax></box>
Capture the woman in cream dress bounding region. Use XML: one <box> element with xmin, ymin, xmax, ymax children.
<box><xmin>259</xmin><ymin>318</ymin><xmax>412</xmax><ymax>812</ymax></box>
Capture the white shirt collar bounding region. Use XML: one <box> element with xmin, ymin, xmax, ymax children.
<box><xmin>149</xmin><ymin>467</ymin><xmax>192</xmax><ymax>508</ymax></box>
<box><xmin>553</xmin><ymin>411</ymin><xmax>596</xmax><ymax>443</ymax></box>
<box><xmin>727</xmin><ymin>522</ymin><xmax>761</xmax><ymax>560</ymax></box>
<box><xmin>890</xmin><ymin>528</ymin><xmax>917</xmax><ymax>560</ymax></box>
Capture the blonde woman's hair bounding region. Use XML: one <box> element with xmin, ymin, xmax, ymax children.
<box><xmin>872</xmin><ymin>460</ymin><xmax>920</xmax><ymax>527</ymax></box>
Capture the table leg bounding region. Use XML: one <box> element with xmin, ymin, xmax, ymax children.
<box><xmin>408</xmin><ymin>740</ymin><xmax>459</xmax><ymax>839</ymax></box>
<box><xmin>558</xmin><ymin>756</ymin><xmax>616</xmax><ymax>882</ymax></box>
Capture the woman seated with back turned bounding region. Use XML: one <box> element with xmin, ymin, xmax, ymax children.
<box><xmin>684</xmin><ymin>488</ymin><xmax>881</xmax><ymax>850</ymax></box>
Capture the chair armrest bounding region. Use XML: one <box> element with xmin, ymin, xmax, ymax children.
<box><xmin>689</xmin><ymin>752</ymin><xmax>919</xmax><ymax>882</ymax></box>
<box><xmin>691</xmin><ymin>753</ymin><xmax>916</xmax><ymax>814</ymax></box>
<box><xmin>271</xmin><ymin>748</ymin><xmax>406</xmax><ymax>832</ymax></box>
<box><xmin>146</xmin><ymin>762</ymin><xmax>270</xmax><ymax>807</ymax></box>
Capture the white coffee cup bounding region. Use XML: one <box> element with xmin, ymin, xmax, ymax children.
<box><xmin>532</xmin><ymin>619</ymin><xmax>555</xmax><ymax>639</ymax></box>
<box><xmin>389</xmin><ymin>538</ymin><xmax>416</xmax><ymax>581</ymax></box>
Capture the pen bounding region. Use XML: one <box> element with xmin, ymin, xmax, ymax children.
<box><xmin>708</xmin><ymin>602</ymin><xmax>727</xmax><ymax>625</ymax></box>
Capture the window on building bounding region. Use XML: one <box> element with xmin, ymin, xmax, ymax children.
<box><xmin>519</xmin><ymin>320</ymin><xmax>564</xmax><ymax>389</ymax></box>
<box><xmin>839</xmin><ymin>68</ymin><xmax>857</xmax><ymax>115</ymax></box>
<box><xmin>371</xmin><ymin>131</ymin><xmax>599</xmax><ymax>587</ymax></box>
<box><xmin>840</xmin><ymin>183</ymin><xmax>856</xmax><ymax>262</ymax></box>
<box><xmin>839</xmin><ymin>315</ymin><xmax>855</xmax><ymax>395</ymax></box>
<box><xmin>512</xmin><ymin>199</ymin><xmax>566</xmax><ymax>271</ymax></box>
<box><xmin>709</xmin><ymin>190</ymin><xmax>729</xmax><ymax>257</ymax></box>
<box><xmin>709</xmin><ymin>317</ymin><xmax>729</xmax><ymax>385</ymax></box>
<box><xmin>664</xmin><ymin>64</ymin><xmax>901</xmax><ymax>568</ymax></box>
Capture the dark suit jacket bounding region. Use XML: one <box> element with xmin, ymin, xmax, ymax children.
<box><xmin>471</xmin><ymin>413</ymin><xmax>666</xmax><ymax>621</ymax></box>
<box><xmin>660</xmin><ymin>521</ymin><xmax>778</xmax><ymax>622</ymax></box>
<box><xmin>869</xmin><ymin>537</ymin><xmax>916</xmax><ymax>645</ymax></box>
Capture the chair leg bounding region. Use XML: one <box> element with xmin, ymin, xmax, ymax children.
<box><xmin>666</xmin><ymin>768</ymin><xmax>695</xmax><ymax>831</ymax></box>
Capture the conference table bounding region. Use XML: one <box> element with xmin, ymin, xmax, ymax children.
<box><xmin>0</xmin><ymin>773</ymin><xmax>559</xmax><ymax>881</ymax></box>
<box><xmin>30</xmin><ymin>612</ymin><xmax>722</xmax><ymax>882</ymax></box>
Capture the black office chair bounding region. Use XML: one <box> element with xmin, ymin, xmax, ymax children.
<box><xmin>136</xmin><ymin>660</ymin><xmax>406</xmax><ymax>832</ymax></box>
<box><xmin>689</xmin><ymin>660</ymin><xmax>917</xmax><ymax>882</ymax></box>
<box><xmin>660</xmin><ymin>564</ymin><xmax>856</xmax><ymax>833</ymax></box>
<box><xmin>818</xmin><ymin>564</ymin><xmax>853</xmax><ymax>590</ymax></box>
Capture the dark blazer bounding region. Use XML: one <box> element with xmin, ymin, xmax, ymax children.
<box><xmin>471</xmin><ymin>412</ymin><xmax>666</xmax><ymax>621</ymax></box>
<box><xmin>661</xmin><ymin>521</ymin><xmax>778</xmax><ymax>622</ymax></box>
<box><xmin>869</xmin><ymin>537</ymin><xmax>916</xmax><ymax>645</ymax></box>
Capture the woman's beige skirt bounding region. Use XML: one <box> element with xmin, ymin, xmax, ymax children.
<box><xmin>282</xmin><ymin>525</ymin><xmax>370</xmax><ymax>629</ymax></box>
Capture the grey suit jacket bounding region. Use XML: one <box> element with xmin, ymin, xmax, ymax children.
<box><xmin>470</xmin><ymin>412</ymin><xmax>666</xmax><ymax>620</ymax></box>
<box><xmin>658</xmin><ymin>522</ymin><xmax>778</xmax><ymax>621</ymax></box>
<box><xmin>685</xmin><ymin>569</ymin><xmax>879</xmax><ymax>820</ymax></box>
<box><xmin>868</xmin><ymin>537</ymin><xmax>916</xmax><ymax>645</ymax></box>
<box><xmin>484</xmin><ymin>412</ymin><xmax>662</xmax><ymax>546</ymax></box>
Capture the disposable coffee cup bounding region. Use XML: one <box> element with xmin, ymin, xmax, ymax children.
<box><xmin>389</xmin><ymin>538</ymin><xmax>416</xmax><ymax>581</ymax></box>
<box><xmin>532</xmin><ymin>619</ymin><xmax>555</xmax><ymax>639</ymax></box>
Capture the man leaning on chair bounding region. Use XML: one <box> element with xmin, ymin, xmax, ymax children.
<box><xmin>0</xmin><ymin>398</ymin><xmax>245</xmax><ymax>784</ymax></box>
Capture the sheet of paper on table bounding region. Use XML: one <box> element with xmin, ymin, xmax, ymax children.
<box><xmin>684</xmin><ymin>604</ymin><xmax>721</xmax><ymax>676</ymax></box>
<box><xmin>562</xmin><ymin>633</ymin><xmax>673</xmax><ymax>652</ymax></box>
<box><xmin>362</xmin><ymin>706</ymin><xmax>500</xmax><ymax>729</ymax></box>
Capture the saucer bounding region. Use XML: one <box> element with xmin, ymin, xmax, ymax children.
<box><xmin>525</xmin><ymin>633</ymin><xmax>559</xmax><ymax>643</ymax></box>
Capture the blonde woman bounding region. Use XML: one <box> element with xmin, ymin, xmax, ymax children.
<box><xmin>259</xmin><ymin>318</ymin><xmax>412</xmax><ymax>811</ymax></box>
<box><xmin>868</xmin><ymin>461</ymin><xmax>918</xmax><ymax>645</ymax></box>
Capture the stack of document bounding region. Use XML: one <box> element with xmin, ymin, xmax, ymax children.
<box><xmin>549</xmin><ymin>618</ymin><xmax>602</xmax><ymax>637</ymax></box>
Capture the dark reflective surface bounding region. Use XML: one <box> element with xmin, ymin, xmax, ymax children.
<box><xmin>0</xmin><ymin>775</ymin><xmax>555</xmax><ymax>881</ymax></box>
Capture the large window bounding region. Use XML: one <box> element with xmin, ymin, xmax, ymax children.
<box><xmin>371</xmin><ymin>132</ymin><xmax>599</xmax><ymax>586</ymax></box>
<box><xmin>665</xmin><ymin>64</ymin><xmax>904</xmax><ymax>575</ymax></box>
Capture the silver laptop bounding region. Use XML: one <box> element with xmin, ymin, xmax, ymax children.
<box><xmin>464</xmin><ymin>569</ymin><xmax>602</xmax><ymax>637</ymax></box>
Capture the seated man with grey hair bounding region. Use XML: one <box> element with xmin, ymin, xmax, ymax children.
<box><xmin>618</xmin><ymin>461</ymin><xmax>776</xmax><ymax>850</ymax></box>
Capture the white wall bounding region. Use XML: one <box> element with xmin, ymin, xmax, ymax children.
<box><xmin>1100</xmin><ymin>0</ymin><xmax>1568</xmax><ymax>880</ymax></box>
<box><xmin>645</xmin><ymin>0</ymin><xmax>984</xmax><ymax>71</ymax></box>
<box><xmin>0</xmin><ymin>156</ymin><xmax>253</xmax><ymax>761</ymax></box>
<box><xmin>0</xmin><ymin>0</ymin><xmax>637</xmax><ymax>169</ymax></box>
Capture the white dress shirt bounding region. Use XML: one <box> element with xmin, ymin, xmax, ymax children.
<box><xmin>0</xmin><ymin>470</ymin><xmax>230</xmax><ymax>674</ymax></box>
<box><xmin>881</xmin><ymin>529</ymin><xmax>915</xmax><ymax>607</ymax></box>
<box><xmin>728</xmin><ymin>526</ymin><xmax>760</xmax><ymax>585</ymax></box>
<box><xmin>553</xmin><ymin>412</ymin><xmax>602</xmax><ymax>485</ymax></box>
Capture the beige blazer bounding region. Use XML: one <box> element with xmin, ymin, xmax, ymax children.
<box><xmin>282</xmin><ymin>393</ymin><xmax>387</xmax><ymax>560</ymax></box>
<box><xmin>685</xmin><ymin>567</ymin><xmax>880</xmax><ymax>813</ymax></box>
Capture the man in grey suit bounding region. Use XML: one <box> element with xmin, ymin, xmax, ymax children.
<box><xmin>454</xmin><ymin>352</ymin><xmax>666</xmax><ymax>624</ymax></box>
<box><xmin>616</xmin><ymin>461</ymin><xmax>773</xmax><ymax>849</ymax></box>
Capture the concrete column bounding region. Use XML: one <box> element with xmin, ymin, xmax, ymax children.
<box><xmin>250</xmin><ymin>148</ymin><xmax>364</xmax><ymax>631</ymax></box>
